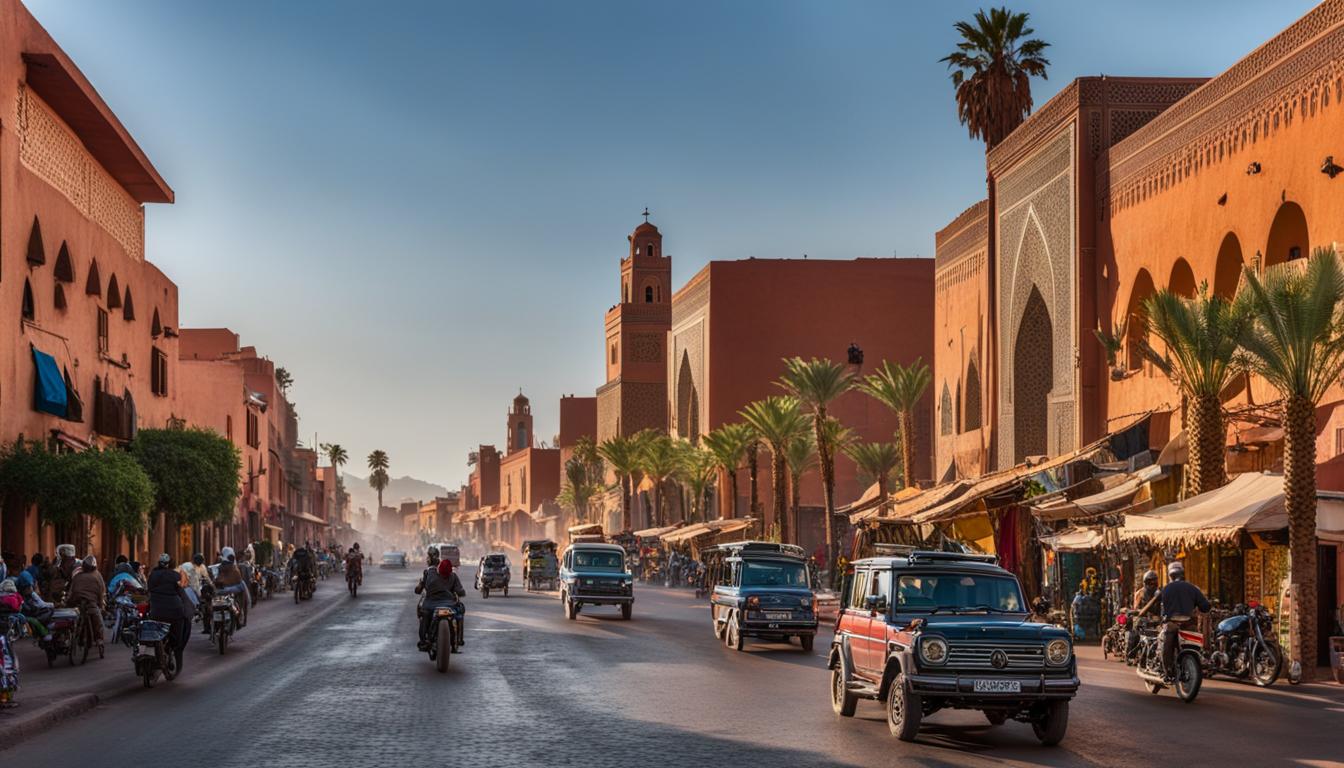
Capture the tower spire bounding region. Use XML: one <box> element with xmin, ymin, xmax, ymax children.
<box><xmin>642</xmin><ymin>207</ymin><xmax>651</xmax><ymax>223</ymax></box>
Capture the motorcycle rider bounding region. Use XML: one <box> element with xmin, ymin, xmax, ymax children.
<box><xmin>415</xmin><ymin>556</ymin><xmax>465</xmax><ymax>651</ymax></box>
<box><xmin>147</xmin><ymin>554</ymin><xmax>191</xmax><ymax>673</ymax></box>
<box><xmin>1128</xmin><ymin>570</ymin><xmax>1161</xmax><ymax>657</ymax></box>
<box><xmin>179</xmin><ymin>553</ymin><xmax>214</xmax><ymax>625</ymax></box>
<box><xmin>64</xmin><ymin>555</ymin><xmax>106</xmax><ymax>646</ymax></box>
<box><xmin>1159</xmin><ymin>560</ymin><xmax>1210</xmax><ymax>681</ymax></box>
<box><xmin>344</xmin><ymin>543</ymin><xmax>364</xmax><ymax>586</ymax></box>
<box><xmin>47</xmin><ymin>544</ymin><xmax>79</xmax><ymax>601</ymax></box>
<box><xmin>213</xmin><ymin>547</ymin><xmax>250</xmax><ymax>628</ymax></box>
<box><xmin>288</xmin><ymin>543</ymin><xmax>316</xmax><ymax>593</ymax></box>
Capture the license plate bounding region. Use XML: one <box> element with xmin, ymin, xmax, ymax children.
<box><xmin>973</xmin><ymin>680</ymin><xmax>1021</xmax><ymax>693</ymax></box>
<box><xmin>765</xmin><ymin>611</ymin><xmax>792</xmax><ymax>620</ymax></box>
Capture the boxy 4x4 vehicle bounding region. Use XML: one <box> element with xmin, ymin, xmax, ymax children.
<box><xmin>708</xmin><ymin>542</ymin><xmax>817</xmax><ymax>652</ymax></box>
<box><xmin>560</xmin><ymin>542</ymin><xmax>634</xmax><ymax>620</ymax></box>
<box><xmin>829</xmin><ymin>550</ymin><xmax>1077</xmax><ymax>745</ymax></box>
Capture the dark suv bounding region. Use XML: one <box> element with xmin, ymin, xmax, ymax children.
<box><xmin>560</xmin><ymin>542</ymin><xmax>634</xmax><ymax>620</ymax></box>
<box><xmin>828</xmin><ymin>551</ymin><xmax>1077</xmax><ymax>745</ymax></box>
<box><xmin>709</xmin><ymin>541</ymin><xmax>817</xmax><ymax>652</ymax></box>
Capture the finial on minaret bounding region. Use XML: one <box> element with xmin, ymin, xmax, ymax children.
<box><xmin>642</xmin><ymin>207</ymin><xmax>651</xmax><ymax>223</ymax></box>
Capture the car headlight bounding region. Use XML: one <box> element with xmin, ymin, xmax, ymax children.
<box><xmin>799</xmin><ymin>597</ymin><xmax>810</xmax><ymax>608</ymax></box>
<box><xmin>919</xmin><ymin>636</ymin><xmax>948</xmax><ymax>665</ymax></box>
<box><xmin>1046</xmin><ymin>638</ymin><xmax>1071</xmax><ymax>665</ymax></box>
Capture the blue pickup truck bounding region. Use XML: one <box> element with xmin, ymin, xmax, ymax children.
<box><xmin>709</xmin><ymin>541</ymin><xmax>818</xmax><ymax>652</ymax></box>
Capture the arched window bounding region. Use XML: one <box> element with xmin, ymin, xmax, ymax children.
<box><xmin>1265</xmin><ymin>201</ymin><xmax>1308</xmax><ymax>269</ymax></box>
<box><xmin>610</xmin><ymin>342</ymin><xmax>618</xmax><ymax>364</ymax></box>
<box><xmin>26</xmin><ymin>216</ymin><xmax>45</xmax><ymax>266</ymax></box>
<box><xmin>645</xmin><ymin>285</ymin><xmax>654</xmax><ymax>303</ymax></box>
<box><xmin>107</xmin><ymin>274</ymin><xmax>122</xmax><ymax>309</ymax></box>
<box><xmin>54</xmin><ymin>242</ymin><xmax>74</xmax><ymax>283</ymax></box>
<box><xmin>939</xmin><ymin>383</ymin><xmax>953</xmax><ymax>436</ymax></box>
<box><xmin>1213</xmin><ymin>233</ymin><xmax>1244</xmax><ymax>298</ymax></box>
<box><xmin>646</xmin><ymin>244</ymin><xmax>653</xmax><ymax>258</ymax></box>
<box><xmin>151</xmin><ymin>308</ymin><xmax>162</xmax><ymax>337</ymax></box>
<box><xmin>226</xmin><ymin>415</ymin><xmax>234</xmax><ymax>442</ymax></box>
<box><xmin>22</xmin><ymin>279</ymin><xmax>35</xmax><ymax>321</ymax></box>
<box><xmin>85</xmin><ymin>259</ymin><xmax>102</xmax><ymax>296</ymax></box>
<box><xmin>54</xmin><ymin>283</ymin><xmax>67</xmax><ymax>311</ymax></box>
<box><xmin>964</xmin><ymin>359</ymin><xmax>982</xmax><ymax>431</ymax></box>
<box><xmin>1168</xmin><ymin>258</ymin><xmax>1196</xmax><ymax>298</ymax></box>
<box><xmin>1125</xmin><ymin>269</ymin><xmax>1156</xmax><ymax>372</ymax></box>
<box><xmin>122</xmin><ymin>286</ymin><xmax>135</xmax><ymax>321</ymax></box>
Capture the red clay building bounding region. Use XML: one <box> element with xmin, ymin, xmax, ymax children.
<box><xmin>494</xmin><ymin>392</ymin><xmax>559</xmax><ymax>545</ymax></box>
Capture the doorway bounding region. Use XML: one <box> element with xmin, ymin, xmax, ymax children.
<box><xmin>1319</xmin><ymin>543</ymin><xmax>1338</xmax><ymax>667</ymax></box>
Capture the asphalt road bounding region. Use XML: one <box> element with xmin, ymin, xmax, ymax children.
<box><xmin>6</xmin><ymin>566</ymin><xmax>1342</xmax><ymax>767</ymax></box>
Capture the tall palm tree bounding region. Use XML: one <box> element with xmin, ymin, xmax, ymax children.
<box><xmin>367</xmin><ymin>449</ymin><xmax>390</xmax><ymax>511</ymax></box>
<box><xmin>941</xmin><ymin>7</ymin><xmax>1051</xmax><ymax>150</ymax></box>
<box><xmin>1236</xmin><ymin>249</ymin><xmax>1344</xmax><ymax>681</ymax></box>
<box><xmin>745</xmin><ymin>428</ymin><xmax>761</xmax><ymax>521</ymax></box>
<box><xmin>784</xmin><ymin>430</ymin><xmax>817</xmax><ymax>539</ymax></box>
<box><xmin>779</xmin><ymin>358</ymin><xmax>856</xmax><ymax>566</ymax></box>
<box><xmin>558</xmin><ymin>455</ymin><xmax>603</xmax><ymax>524</ymax></box>
<box><xmin>636</xmin><ymin>431</ymin><xmax>680</xmax><ymax>528</ymax></box>
<box><xmin>676</xmin><ymin>441</ymin><xmax>719</xmax><ymax>523</ymax></box>
<box><xmin>598</xmin><ymin>435</ymin><xmax>640</xmax><ymax>531</ymax></box>
<box><xmin>844</xmin><ymin>441</ymin><xmax>902</xmax><ymax>515</ymax></box>
<box><xmin>1140</xmin><ymin>286</ymin><xmax>1251</xmax><ymax>496</ymax></box>
<box><xmin>740</xmin><ymin>396</ymin><xmax>811</xmax><ymax>543</ymax></box>
<box><xmin>702</xmin><ymin>423</ymin><xmax>753</xmax><ymax>519</ymax></box>
<box><xmin>320</xmin><ymin>443</ymin><xmax>348</xmax><ymax>473</ymax></box>
<box><xmin>855</xmin><ymin>358</ymin><xmax>931</xmax><ymax>491</ymax></box>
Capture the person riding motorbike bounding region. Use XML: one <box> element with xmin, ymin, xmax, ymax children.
<box><xmin>47</xmin><ymin>544</ymin><xmax>79</xmax><ymax>602</ymax></box>
<box><xmin>107</xmin><ymin>557</ymin><xmax>144</xmax><ymax>599</ymax></box>
<box><xmin>64</xmin><ymin>555</ymin><xmax>106</xmax><ymax>646</ymax></box>
<box><xmin>288</xmin><ymin>544</ymin><xmax>316</xmax><ymax>590</ymax></box>
<box><xmin>1158</xmin><ymin>560</ymin><xmax>1210</xmax><ymax>681</ymax></box>
<box><xmin>1128</xmin><ymin>569</ymin><xmax>1162</xmax><ymax>657</ymax></box>
<box><xmin>344</xmin><ymin>543</ymin><xmax>364</xmax><ymax>586</ymax></box>
<box><xmin>415</xmin><ymin>557</ymin><xmax>465</xmax><ymax>652</ymax></box>
<box><xmin>213</xmin><ymin>547</ymin><xmax>250</xmax><ymax>628</ymax></box>
<box><xmin>147</xmin><ymin>554</ymin><xmax>192</xmax><ymax>673</ymax></box>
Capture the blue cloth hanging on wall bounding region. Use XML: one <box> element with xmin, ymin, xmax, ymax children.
<box><xmin>32</xmin><ymin>346</ymin><xmax>67</xmax><ymax>417</ymax></box>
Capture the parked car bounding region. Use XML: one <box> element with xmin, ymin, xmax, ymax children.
<box><xmin>829</xmin><ymin>550</ymin><xmax>1077</xmax><ymax>746</ymax></box>
<box><xmin>476</xmin><ymin>553</ymin><xmax>511</xmax><ymax>598</ymax></box>
<box><xmin>380</xmin><ymin>551</ymin><xmax>408</xmax><ymax>569</ymax></box>
<box><xmin>559</xmin><ymin>542</ymin><xmax>633</xmax><ymax>620</ymax></box>
<box><xmin>709</xmin><ymin>541</ymin><xmax>817</xmax><ymax>652</ymax></box>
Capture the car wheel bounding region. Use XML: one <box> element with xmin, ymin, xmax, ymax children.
<box><xmin>830</xmin><ymin>658</ymin><xmax>858</xmax><ymax>717</ymax></box>
<box><xmin>621</xmin><ymin>603</ymin><xmax>632</xmax><ymax>620</ymax></box>
<box><xmin>800</xmin><ymin>634</ymin><xmax>814</xmax><ymax>653</ymax></box>
<box><xmin>1032</xmin><ymin>700</ymin><xmax>1069</xmax><ymax>746</ymax></box>
<box><xmin>886</xmin><ymin>673</ymin><xmax>921</xmax><ymax>742</ymax></box>
<box><xmin>725</xmin><ymin>614</ymin><xmax>744</xmax><ymax>652</ymax></box>
<box><xmin>482</xmin><ymin>588</ymin><xmax>490</xmax><ymax>599</ymax></box>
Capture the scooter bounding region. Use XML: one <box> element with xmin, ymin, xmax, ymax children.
<box><xmin>210</xmin><ymin>592</ymin><xmax>239</xmax><ymax>655</ymax></box>
<box><xmin>131</xmin><ymin>619</ymin><xmax>177</xmax><ymax>688</ymax></box>
<box><xmin>1134</xmin><ymin>615</ymin><xmax>1204</xmax><ymax>702</ymax></box>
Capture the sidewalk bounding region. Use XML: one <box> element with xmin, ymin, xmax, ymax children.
<box><xmin>1</xmin><ymin>573</ymin><xmax>350</xmax><ymax>748</ymax></box>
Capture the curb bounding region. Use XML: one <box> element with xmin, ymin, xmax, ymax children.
<box><xmin>1</xmin><ymin>583</ymin><xmax>352</xmax><ymax>751</ymax></box>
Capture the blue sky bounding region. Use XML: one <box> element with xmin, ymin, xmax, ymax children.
<box><xmin>25</xmin><ymin>0</ymin><xmax>1317</xmax><ymax>486</ymax></box>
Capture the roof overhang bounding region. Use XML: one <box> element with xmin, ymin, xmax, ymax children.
<box><xmin>22</xmin><ymin>52</ymin><xmax>173</xmax><ymax>204</ymax></box>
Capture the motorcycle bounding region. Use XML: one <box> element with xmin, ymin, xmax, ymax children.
<box><xmin>1134</xmin><ymin>615</ymin><xmax>1204</xmax><ymax>702</ymax></box>
<box><xmin>37</xmin><ymin>607</ymin><xmax>92</xmax><ymax>667</ymax></box>
<box><xmin>107</xmin><ymin>590</ymin><xmax>145</xmax><ymax>649</ymax></box>
<box><xmin>423</xmin><ymin>604</ymin><xmax>461</xmax><ymax>673</ymax></box>
<box><xmin>1205</xmin><ymin>602</ymin><xmax>1282</xmax><ymax>686</ymax></box>
<box><xmin>292</xmin><ymin>571</ymin><xmax>316</xmax><ymax>603</ymax></box>
<box><xmin>1102</xmin><ymin>609</ymin><xmax>1145</xmax><ymax>665</ymax></box>
<box><xmin>131</xmin><ymin>619</ymin><xmax>177</xmax><ymax>688</ymax></box>
<box><xmin>209</xmin><ymin>592</ymin><xmax>240</xmax><ymax>655</ymax></box>
<box><xmin>346</xmin><ymin>563</ymin><xmax>362</xmax><ymax>597</ymax></box>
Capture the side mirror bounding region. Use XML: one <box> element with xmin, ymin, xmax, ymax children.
<box><xmin>865</xmin><ymin>594</ymin><xmax>887</xmax><ymax>613</ymax></box>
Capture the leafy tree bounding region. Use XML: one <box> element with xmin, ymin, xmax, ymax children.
<box><xmin>702</xmin><ymin>423</ymin><xmax>754</xmax><ymax>518</ymax></box>
<box><xmin>0</xmin><ymin>442</ymin><xmax>153</xmax><ymax>536</ymax></box>
<box><xmin>844</xmin><ymin>441</ymin><xmax>902</xmax><ymax>515</ymax></box>
<box><xmin>941</xmin><ymin>6</ymin><xmax>1051</xmax><ymax>150</ymax></box>
<box><xmin>778</xmin><ymin>357</ymin><xmax>855</xmax><ymax>565</ymax></box>
<box><xmin>275</xmin><ymin>366</ymin><xmax>294</xmax><ymax>395</ymax></box>
<box><xmin>598</xmin><ymin>435</ymin><xmax>641</xmax><ymax>532</ymax></box>
<box><xmin>367</xmin><ymin>449</ymin><xmax>390</xmax><ymax>511</ymax></box>
<box><xmin>131</xmin><ymin>427</ymin><xmax>242</xmax><ymax>525</ymax></box>
<box><xmin>855</xmin><ymin>358</ymin><xmax>930</xmax><ymax>491</ymax></box>
<box><xmin>740</xmin><ymin>396</ymin><xmax>811</xmax><ymax>543</ymax></box>
<box><xmin>1139</xmin><ymin>285</ymin><xmax>1251</xmax><ymax>496</ymax></box>
<box><xmin>1235</xmin><ymin>249</ymin><xmax>1344</xmax><ymax>680</ymax></box>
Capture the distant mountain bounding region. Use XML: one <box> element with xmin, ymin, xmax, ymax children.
<box><xmin>343</xmin><ymin>473</ymin><xmax>450</xmax><ymax>512</ymax></box>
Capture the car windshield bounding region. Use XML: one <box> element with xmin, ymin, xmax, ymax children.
<box><xmin>484</xmin><ymin>556</ymin><xmax>507</xmax><ymax>566</ymax></box>
<box><xmin>740</xmin><ymin>559</ymin><xmax>809</xmax><ymax>587</ymax></box>
<box><xmin>573</xmin><ymin>551</ymin><xmax>624</xmax><ymax>570</ymax></box>
<box><xmin>895</xmin><ymin>573</ymin><xmax>1024</xmax><ymax>612</ymax></box>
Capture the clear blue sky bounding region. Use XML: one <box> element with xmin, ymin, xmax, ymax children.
<box><xmin>26</xmin><ymin>0</ymin><xmax>1317</xmax><ymax>486</ymax></box>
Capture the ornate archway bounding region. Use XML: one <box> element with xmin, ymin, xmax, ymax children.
<box><xmin>964</xmin><ymin>358</ymin><xmax>982</xmax><ymax>431</ymax></box>
<box><xmin>676</xmin><ymin>351</ymin><xmax>699</xmax><ymax>442</ymax></box>
<box><xmin>1125</xmin><ymin>269</ymin><xmax>1157</xmax><ymax>372</ymax></box>
<box><xmin>1265</xmin><ymin>202</ymin><xmax>1308</xmax><ymax>268</ymax></box>
<box><xmin>1013</xmin><ymin>287</ymin><xmax>1053</xmax><ymax>463</ymax></box>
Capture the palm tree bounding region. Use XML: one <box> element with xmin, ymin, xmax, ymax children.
<box><xmin>598</xmin><ymin>435</ymin><xmax>641</xmax><ymax>532</ymax></box>
<box><xmin>779</xmin><ymin>357</ymin><xmax>855</xmax><ymax>565</ymax></box>
<box><xmin>320</xmin><ymin>443</ymin><xmax>348</xmax><ymax>473</ymax></box>
<box><xmin>745</xmin><ymin>428</ymin><xmax>761</xmax><ymax>521</ymax></box>
<box><xmin>941</xmin><ymin>7</ymin><xmax>1051</xmax><ymax>150</ymax></box>
<box><xmin>1236</xmin><ymin>249</ymin><xmax>1344</xmax><ymax>681</ymax></box>
<box><xmin>275</xmin><ymin>366</ymin><xmax>294</xmax><ymax>395</ymax></box>
<box><xmin>844</xmin><ymin>441</ymin><xmax>902</xmax><ymax>515</ymax></box>
<box><xmin>558</xmin><ymin>455</ymin><xmax>603</xmax><ymax>524</ymax></box>
<box><xmin>702</xmin><ymin>423</ymin><xmax>753</xmax><ymax>518</ymax></box>
<box><xmin>855</xmin><ymin>358</ymin><xmax>931</xmax><ymax>491</ymax></box>
<box><xmin>784</xmin><ymin>430</ymin><xmax>817</xmax><ymax>538</ymax></box>
<box><xmin>676</xmin><ymin>441</ymin><xmax>719</xmax><ymax>523</ymax></box>
<box><xmin>740</xmin><ymin>396</ymin><xmax>811</xmax><ymax>543</ymax></box>
<box><xmin>367</xmin><ymin>449</ymin><xmax>390</xmax><ymax>511</ymax></box>
<box><xmin>1139</xmin><ymin>285</ymin><xmax>1251</xmax><ymax>496</ymax></box>
<box><xmin>636</xmin><ymin>431</ymin><xmax>680</xmax><ymax>528</ymax></box>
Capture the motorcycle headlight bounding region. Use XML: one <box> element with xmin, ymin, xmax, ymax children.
<box><xmin>919</xmin><ymin>636</ymin><xmax>948</xmax><ymax>665</ymax></box>
<box><xmin>1046</xmin><ymin>638</ymin><xmax>1071</xmax><ymax>665</ymax></box>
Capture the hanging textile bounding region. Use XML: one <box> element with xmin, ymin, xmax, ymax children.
<box><xmin>31</xmin><ymin>346</ymin><xmax>67</xmax><ymax>417</ymax></box>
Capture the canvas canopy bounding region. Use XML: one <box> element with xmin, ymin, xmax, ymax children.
<box><xmin>632</xmin><ymin>524</ymin><xmax>682</xmax><ymax>539</ymax></box>
<box><xmin>1119</xmin><ymin>472</ymin><xmax>1284</xmax><ymax>547</ymax></box>
<box><xmin>1032</xmin><ymin>464</ymin><xmax>1166</xmax><ymax>521</ymax></box>
<box><xmin>1040</xmin><ymin>526</ymin><xmax>1106</xmax><ymax>552</ymax></box>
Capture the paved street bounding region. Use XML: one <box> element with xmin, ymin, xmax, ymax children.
<box><xmin>3</xmin><ymin>566</ymin><xmax>1341</xmax><ymax>766</ymax></box>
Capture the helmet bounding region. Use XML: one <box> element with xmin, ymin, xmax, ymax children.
<box><xmin>220</xmin><ymin>546</ymin><xmax>236</xmax><ymax>561</ymax></box>
<box><xmin>427</xmin><ymin>546</ymin><xmax>440</xmax><ymax>557</ymax></box>
<box><xmin>158</xmin><ymin>553</ymin><xmax>172</xmax><ymax>567</ymax></box>
<box><xmin>82</xmin><ymin>555</ymin><xmax>97</xmax><ymax>569</ymax></box>
<box><xmin>1142</xmin><ymin>569</ymin><xmax>1158</xmax><ymax>584</ymax></box>
<box><xmin>57</xmin><ymin>543</ymin><xmax>76</xmax><ymax>558</ymax></box>
<box><xmin>1167</xmin><ymin>561</ymin><xmax>1185</xmax><ymax>578</ymax></box>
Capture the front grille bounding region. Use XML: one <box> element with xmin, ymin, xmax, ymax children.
<box><xmin>945</xmin><ymin>641</ymin><xmax>1045</xmax><ymax>670</ymax></box>
<box><xmin>755</xmin><ymin>594</ymin><xmax>804</xmax><ymax>609</ymax></box>
<box><xmin>577</xmin><ymin>577</ymin><xmax>624</xmax><ymax>595</ymax></box>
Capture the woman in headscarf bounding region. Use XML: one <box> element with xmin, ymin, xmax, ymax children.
<box><xmin>415</xmin><ymin>559</ymin><xmax>465</xmax><ymax>652</ymax></box>
<box><xmin>147</xmin><ymin>554</ymin><xmax>192</xmax><ymax>673</ymax></box>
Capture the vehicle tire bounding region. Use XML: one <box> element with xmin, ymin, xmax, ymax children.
<box><xmin>143</xmin><ymin>668</ymin><xmax>155</xmax><ymax>689</ymax></box>
<box><xmin>1252</xmin><ymin>645</ymin><xmax>1281</xmax><ymax>687</ymax></box>
<box><xmin>1032</xmin><ymin>700</ymin><xmax>1068</xmax><ymax>746</ymax></box>
<box><xmin>830</xmin><ymin>658</ymin><xmax>858</xmax><ymax>717</ymax></box>
<box><xmin>294</xmin><ymin>585</ymin><xmax>300</xmax><ymax>604</ymax></box>
<box><xmin>46</xmin><ymin>648</ymin><xmax>57</xmax><ymax>668</ymax></box>
<box><xmin>1174</xmin><ymin>652</ymin><xmax>1202</xmax><ymax>703</ymax></box>
<box><xmin>800</xmin><ymin>634</ymin><xmax>815</xmax><ymax>652</ymax></box>
<box><xmin>435</xmin><ymin>627</ymin><xmax>451</xmax><ymax>673</ymax></box>
<box><xmin>162</xmin><ymin>648</ymin><xmax>178</xmax><ymax>681</ymax></box>
<box><xmin>725</xmin><ymin>614</ymin><xmax>744</xmax><ymax>652</ymax></box>
<box><xmin>218</xmin><ymin>630</ymin><xmax>228</xmax><ymax>656</ymax></box>
<box><xmin>886</xmin><ymin>673</ymin><xmax>922</xmax><ymax>742</ymax></box>
<box><xmin>621</xmin><ymin>603</ymin><xmax>632</xmax><ymax>620</ymax></box>
<box><xmin>482</xmin><ymin>588</ymin><xmax>490</xmax><ymax>599</ymax></box>
<box><xmin>503</xmin><ymin>585</ymin><xmax>508</xmax><ymax>597</ymax></box>
<box><xmin>77</xmin><ymin>622</ymin><xmax>91</xmax><ymax>666</ymax></box>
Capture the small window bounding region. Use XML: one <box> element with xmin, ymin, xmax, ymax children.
<box><xmin>226</xmin><ymin>415</ymin><xmax>234</xmax><ymax>442</ymax></box>
<box><xmin>645</xmin><ymin>285</ymin><xmax>654</xmax><ymax>303</ymax></box>
<box><xmin>107</xmin><ymin>275</ymin><xmax>122</xmax><ymax>309</ymax></box>
<box><xmin>97</xmin><ymin>308</ymin><xmax>109</xmax><ymax>353</ymax></box>
<box><xmin>849</xmin><ymin>570</ymin><xmax>870</xmax><ymax>610</ymax></box>
<box><xmin>22</xmin><ymin>279</ymin><xmax>36</xmax><ymax>321</ymax></box>
<box><xmin>872</xmin><ymin>569</ymin><xmax>891</xmax><ymax>606</ymax></box>
<box><xmin>123</xmin><ymin>287</ymin><xmax>135</xmax><ymax>321</ymax></box>
<box><xmin>610</xmin><ymin>343</ymin><xmax>618</xmax><ymax>364</ymax></box>
<box><xmin>246</xmin><ymin>410</ymin><xmax>260</xmax><ymax>448</ymax></box>
<box><xmin>150</xmin><ymin>347</ymin><xmax>168</xmax><ymax>396</ymax></box>
<box><xmin>646</xmin><ymin>244</ymin><xmax>653</xmax><ymax>258</ymax></box>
